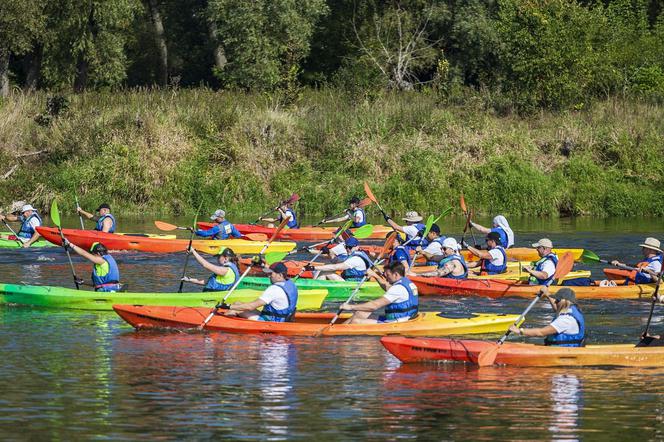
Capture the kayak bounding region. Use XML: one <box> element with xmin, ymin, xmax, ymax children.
<box><xmin>0</xmin><ymin>231</ymin><xmax>176</xmax><ymax>249</ymax></box>
<box><xmin>36</xmin><ymin>227</ymin><xmax>296</xmax><ymax>254</ymax></box>
<box><xmin>0</xmin><ymin>283</ymin><xmax>326</xmax><ymax>311</ymax></box>
<box><xmin>380</xmin><ymin>336</ymin><xmax>664</xmax><ymax>367</ymax></box>
<box><xmin>238</xmin><ymin>276</ymin><xmax>384</xmax><ymax>301</ymax></box>
<box><xmin>197</xmin><ymin>222</ymin><xmax>394</xmax><ymax>241</ymax></box>
<box><xmin>409</xmin><ymin>276</ymin><xmax>657</xmax><ymax>300</ymax></box>
<box><xmin>113</xmin><ymin>305</ymin><xmax>520</xmax><ymax>336</ymax></box>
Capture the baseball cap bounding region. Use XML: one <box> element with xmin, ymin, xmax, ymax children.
<box><xmin>265</xmin><ymin>262</ymin><xmax>288</xmax><ymax>275</ymax></box>
<box><xmin>532</xmin><ymin>238</ymin><xmax>553</xmax><ymax>249</ymax></box>
<box><xmin>95</xmin><ymin>203</ymin><xmax>111</xmax><ymax>212</ymax></box>
<box><xmin>345</xmin><ymin>237</ymin><xmax>360</xmax><ymax>248</ymax></box>
<box><xmin>349</xmin><ymin>196</ymin><xmax>360</xmax><ymax>204</ymax></box>
<box><xmin>429</xmin><ymin>223</ymin><xmax>440</xmax><ymax>235</ymax></box>
<box><xmin>210</xmin><ymin>209</ymin><xmax>226</xmax><ymax>220</ymax></box>
<box><xmin>486</xmin><ymin>232</ymin><xmax>501</xmax><ymax>243</ymax></box>
<box><xmin>21</xmin><ymin>204</ymin><xmax>36</xmax><ymax>213</ymax></box>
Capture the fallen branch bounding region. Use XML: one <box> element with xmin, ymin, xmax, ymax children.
<box><xmin>15</xmin><ymin>150</ymin><xmax>46</xmax><ymax>158</ymax></box>
<box><xmin>1</xmin><ymin>165</ymin><xmax>18</xmax><ymax>180</ymax></box>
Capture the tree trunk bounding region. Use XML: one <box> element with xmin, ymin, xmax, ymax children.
<box><xmin>24</xmin><ymin>45</ymin><xmax>43</xmax><ymax>91</ymax></box>
<box><xmin>74</xmin><ymin>55</ymin><xmax>89</xmax><ymax>93</ymax></box>
<box><xmin>146</xmin><ymin>0</ymin><xmax>168</xmax><ymax>86</ymax></box>
<box><xmin>207</xmin><ymin>19</ymin><xmax>227</xmax><ymax>72</ymax></box>
<box><xmin>0</xmin><ymin>48</ymin><xmax>9</xmax><ymax>98</ymax></box>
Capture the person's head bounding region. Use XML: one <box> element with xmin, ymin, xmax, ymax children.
<box><xmin>344</xmin><ymin>236</ymin><xmax>360</xmax><ymax>252</ymax></box>
<box><xmin>216</xmin><ymin>247</ymin><xmax>237</xmax><ymax>265</ymax></box>
<box><xmin>210</xmin><ymin>209</ymin><xmax>226</xmax><ymax>222</ymax></box>
<box><xmin>402</xmin><ymin>211</ymin><xmax>423</xmax><ymax>226</ymax></box>
<box><xmin>551</xmin><ymin>288</ymin><xmax>577</xmax><ymax>313</ymax></box>
<box><xmin>383</xmin><ymin>260</ymin><xmax>405</xmax><ymax>283</ymax></box>
<box><xmin>90</xmin><ymin>242</ymin><xmax>109</xmax><ymax>256</ymax></box>
<box><xmin>485</xmin><ymin>232</ymin><xmax>501</xmax><ymax>249</ymax></box>
<box><xmin>532</xmin><ymin>238</ymin><xmax>553</xmax><ymax>258</ymax></box>
<box><xmin>442</xmin><ymin>237</ymin><xmax>459</xmax><ymax>257</ymax></box>
<box><xmin>348</xmin><ymin>196</ymin><xmax>360</xmax><ymax>210</ymax></box>
<box><xmin>96</xmin><ymin>203</ymin><xmax>111</xmax><ymax>216</ymax></box>
<box><xmin>20</xmin><ymin>204</ymin><xmax>36</xmax><ymax>217</ymax></box>
<box><xmin>492</xmin><ymin>215</ymin><xmax>507</xmax><ymax>228</ymax></box>
<box><xmin>640</xmin><ymin>237</ymin><xmax>662</xmax><ymax>258</ymax></box>
<box><xmin>426</xmin><ymin>224</ymin><xmax>441</xmax><ymax>240</ymax></box>
<box><xmin>266</xmin><ymin>261</ymin><xmax>288</xmax><ymax>283</ymax></box>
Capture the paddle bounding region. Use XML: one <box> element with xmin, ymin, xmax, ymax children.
<box><xmin>177</xmin><ymin>205</ymin><xmax>202</xmax><ymax>293</ymax></box>
<box><xmin>363</xmin><ymin>182</ymin><xmax>394</xmax><ymax>227</ymax></box>
<box><xmin>155</xmin><ymin>220</ymin><xmax>267</xmax><ymax>241</ymax></box>
<box><xmin>1</xmin><ymin>218</ymin><xmax>24</xmax><ymax>246</ymax></box>
<box><xmin>283</xmin><ymin>223</ymin><xmax>375</xmax><ymax>257</ymax></box>
<box><xmin>460</xmin><ymin>195</ymin><xmax>477</xmax><ymax>246</ymax></box>
<box><xmin>251</xmin><ymin>193</ymin><xmax>300</xmax><ymax>225</ymax></box>
<box><xmin>580</xmin><ymin>249</ymin><xmax>640</xmax><ymax>271</ymax></box>
<box><xmin>198</xmin><ymin>217</ymin><xmax>290</xmax><ymax>329</ymax></box>
<box><xmin>315</xmin><ymin>197</ymin><xmax>373</xmax><ymax>226</ymax></box>
<box><xmin>293</xmin><ymin>220</ymin><xmax>354</xmax><ymax>280</ymax></box>
<box><xmin>51</xmin><ymin>200</ymin><xmax>81</xmax><ymax>290</ymax></box>
<box><xmin>74</xmin><ymin>194</ymin><xmax>85</xmax><ymax>230</ymax></box>
<box><xmin>477</xmin><ymin>252</ymin><xmax>575</xmax><ymax>367</ymax></box>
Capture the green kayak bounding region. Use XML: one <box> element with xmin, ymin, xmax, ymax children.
<box><xmin>0</xmin><ymin>233</ymin><xmax>56</xmax><ymax>249</ymax></box>
<box><xmin>0</xmin><ymin>283</ymin><xmax>327</xmax><ymax>311</ymax></box>
<box><xmin>238</xmin><ymin>276</ymin><xmax>384</xmax><ymax>301</ymax></box>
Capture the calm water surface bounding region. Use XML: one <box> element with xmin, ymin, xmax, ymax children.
<box><xmin>1</xmin><ymin>216</ymin><xmax>664</xmax><ymax>440</ymax></box>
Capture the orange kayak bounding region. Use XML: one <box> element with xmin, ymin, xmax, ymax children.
<box><xmin>409</xmin><ymin>275</ymin><xmax>656</xmax><ymax>299</ymax></box>
<box><xmin>36</xmin><ymin>227</ymin><xmax>295</xmax><ymax>254</ymax></box>
<box><xmin>381</xmin><ymin>336</ymin><xmax>664</xmax><ymax>367</ymax></box>
<box><xmin>113</xmin><ymin>305</ymin><xmax>519</xmax><ymax>337</ymax></box>
<box><xmin>197</xmin><ymin>222</ymin><xmax>393</xmax><ymax>241</ymax></box>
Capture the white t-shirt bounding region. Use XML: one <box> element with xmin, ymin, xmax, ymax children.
<box><xmin>550</xmin><ymin>312</ymin><xmax>580</xmax><ymax>335</ymax></box>
<box><xmin>488</xmin><ymin>248</ymin><xmax>505</xmax><ymax>267</ymax></box>
<box><xmin>353</xmin><ymin>209</ymin><xmax>365</xmax><ymax>225</ymax></box>
<box><xmin>383</xmin><ymin>282</ymin><xmax>418</xmax><ymax>323</ymax></box>
<box><xmin>423</xmin><ymin>240</ymin><xmax>443</xmax><ymax>257</ymax></box>
<box><xmin>330</xmin><ymin>243</ymin><xmax>347</xmax><ymax>257</ymax></box>
<box><xmin>259</xmin><ymin>285</ymin><xmax>290</xmax><ymax>310</ymax></box>
<box><xmin>402</xmin><ymin>225</ymin><xmax>420</xmax><ymax>240</ymax></box>
<box><xmin>645</xmin><ymin>259</ymin><xmax>662</xmax><ymax>274</ymax></box>
<box><xmin>539</xmin><ymin>259</ymin><xmax>556</xmax><ymax>278</ymax></box>
<box><xmin>25</xmin><ymin>216</ymin><xmax>41</xmax><ymax>230</ymax></box>
<box><xmin>341</xmin><ymin>255</ymin><xmax>368</xmax><ymax>271</ymax></box>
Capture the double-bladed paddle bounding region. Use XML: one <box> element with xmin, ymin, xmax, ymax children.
<box><xmin>460</xmin><ymin>195</ymin><xmax>477</xmax><ymax>246</ymax></box>
<box><xmin>315</xmin><ymin>197</ymin><xmax>373</xmax><ymax>226</ymax></box>
<box><xmin>51</xmin><ymin>200</ymin><xmax>81</xmax><ymax>290</ymax></box>
<box><xmin>74</xmin><ymin>194</ymin><xmax>85</xmax><ymax>230</ymax></box>
<box><xmin>154</xmin><ymin>220</ymin><xmax>268</xmax><ymax>241</ymax></box>
<box><xmin>251</xmin><ymin>193</ymin><xmax>300</xmax><ymax>225</ymax></box>
<box><xmin>177</xmin><ymin>204</ymin><xmax>202</xmax><ymax>293</ymax></box>
<box><xmin>477</xmin><ymin>252</ymin><xmax>575</xmax><ymax>367</ymax></box>
<box><xmin>1</xmin><ymin>218</ymin><xmax>24</xmax><ymax>246</ymax></box>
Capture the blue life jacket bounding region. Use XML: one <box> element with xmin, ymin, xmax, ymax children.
<box><xmin>529</xmin><ymin>253</ymin><xmax>559</xmax><ymax>286</ymax></box>
<box><xmin>212</xmin><ymin>220</ymin><xmax>238</xmax><ymax>240</ymax></box>
<box><xmin>481</xmin><ymin>246</ymin><xmax>508</xmax><ymax>275</ymax></box>
<box><xmin>280</xmin><ymin>209</ymin><xmax>298</xmax><ymax>229</ymax></box>
<box><xmin>18</xmin><ymin>213</ymin><xmax>42</xmax><ymax>239</ymax></box>
<box><xmin>491</xmin><ymin>227</ymin><xmax>509</xmax><ymax>248</ymax></box>
<box><xmin>351</xmin><ymin>208</ymin><xmax>366</xmax><ymax>228</ymax></box>
<box><xmin>204</xmin><ymin>262</ymin><xmax>240</xmax><ymax>291</ymax></box>
<box><xmin>437</xmin><ymin>254</ymin><xmax>468</xmax><ymax>279</ymax></box>
<box><xmin>342</xmin><ymin>250</ymin><xmax>374</xmax><ymax>281</ymax></box>
<box><xmin>383</xmin><ymin>277</ymin><xmax>419</xmax><ymax>321</ymax></box>
<box><xmin>92</xmin><ymin>254</ymin><xmax>121</xmax><ymax>291</ymax></box>
<box><xmin>390</xmin><ymin>245</ymin><xmax>412</xmax><ymax>268</ymax></box>
<box><xmin>95</xmin><ymin>214</ymin><xmax>116</xmax><ymax>233</ymax></box>
<box><xmin>424</xmin><ymin>236</ymin><xmax>446</xmax><ymax>266</ymax></box>
<box><xmin>404</xmin><ymin>223</ymin><xmax>426</xmax><ymax>250</ymax></box>
<box><xmin>544</xmin><ymin>305</ymin><xmax>585</xmax><ymax>347</ymax></box>
<box><xmin>259</xmin><ymin>279</ymin><xmax>299</xmax><ymax>322</ymax></box>
<box><xmin>634</xmin><ymin>255</ymin><xmax>662</xmax><ymax>284</ymax></box>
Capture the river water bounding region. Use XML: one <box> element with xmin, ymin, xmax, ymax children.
<box><xmin>1</xmin><ymin>215</ymin><xmax>664</xmax><ymax>440</ymax></box>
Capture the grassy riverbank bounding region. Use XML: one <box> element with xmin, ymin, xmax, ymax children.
<box><xmin>0</xmin><ymin>89</ymin><xmax>663</xmax><ymax>218</ymax></box>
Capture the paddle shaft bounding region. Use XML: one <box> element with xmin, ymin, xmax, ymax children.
<box><xmin>1</xmin><ymin>219</ymin><xmax>24</xmax><ymax>246</ymax></box>
<box><xmin>57</xmin><ymin>227</ymin><xmax>80</xmax><ymax>290</ymax></box>
<box><xmin>498</xmin><ymin>292</ymin><xmax>544</xmax><ymax>345</ymax></box>
<box><xmin>177</xmin><ymin>228</ymin><xmax>197</xmax><ymax>293</ymax></box>
<box><xmin>328</xmin><ymin>258</ymin><xmax>386</xmax><ymax>328</ymax></box>
<box><xmin>74</xmin><ymin>195</ymin><xmax>85</xmax><ymax>230</ymax></box>
<box><xmin>294</xmin><ymin>221</ymin><xmax>354</xmax><ymax>280</ymax></box>
<box><xmin>641</xmin><ymin>267</ymin><xmax>664</xmax><ymax>339</ymax></box>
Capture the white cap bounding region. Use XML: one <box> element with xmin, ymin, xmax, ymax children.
<box><xmin>210</xmin><ymin>209</ymin><xmax>226</xmax><ymax>220</ymax></box>
<box><xmin>21</xmin><ymin>204</ymin><xmax>36</xmax><ymax>213</ymax></box>
<box><xmin>532</xmin><ymin>238</ymin><xmax>553</xmax><ymax>249</ymax></box>
<box><xmin>442</xmin><ymin>237</ymin><xmax>459</xmax><ymax>251</ymax></box>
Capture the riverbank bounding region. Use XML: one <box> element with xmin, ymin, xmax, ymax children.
<box><xmin>1</xmin><ymin>89</ymin><xmax>662</xmax><ymax>217</ymax></box>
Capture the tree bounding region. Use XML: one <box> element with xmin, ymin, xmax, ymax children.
<box><xmin>144</xmin><ymin>0</ymin><xmax>169</xmax><ymax>86</ymax></box>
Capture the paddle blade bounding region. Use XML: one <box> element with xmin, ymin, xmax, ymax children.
<box><xmin>51</xmin><ymin>201</ymin><xmax>61</xmax><ymax>228</ymax></box>
<box><xmin>380</xmin><ymin>232</ymin><xmax>397</xmax><ymax>258</ymax></box>
<box><xmin>554</xmin><ymin>252</ymin><xmax>575</xmax><ymax>280</ymax></box>
<box><xmin>285</xmin><ymin>193</ymin><xmax>300</xmax><ymax>204</ymax></box>
<box><xmin>358</xmin><ymin>197</ymin><xmax>372</xmax><ymax>208</ymax></box>
<box><xmin>581</xmin><ymin>249</ymin><xmax>601</xmax><ymax>264</ymax></box>
<box><xmin>363</xmin><ymin>182</ymin><xmax>378</xmax><ymax>204</ymax></box>
<box><xmin>477</xmin><ymin>344</ymin><xmax>500</xmax><ymax>367</ymax></box>
<box><xmin>245</xmin><ymin>233</ymin><xmax>268</xmax><ymax>241</ymax></box>
<box><xmin>460</xmin><ymin>194</ymin><xmax>467</xmax><ymax>213</ymax></box>
<box><xmin>434</xmin><ymin>206</ymin><xmax>453</xmax><ymax>224</ymax></box>
<box><xmin>352</xmin><ymin>224</ymin><xmax>374</xmax><ymax>239</ymax></box>
<box><xmin>422</xmin><ymin>215</ymin><xmax>434</xmax><ymax>238</ymax></box>
<box><xmin>268</xmin><ymin>217</ymin><xmax>290</xmax><ymax>243</ymax></box>
<box><xmin>154</xmin><ymin>221</ymin><xmax>178</xmax><ymax>231</ymax></box>
<box><xmin>265</xmin><ymin>252</ymin><xmax>289</xmax><ymax>264</ymax></box>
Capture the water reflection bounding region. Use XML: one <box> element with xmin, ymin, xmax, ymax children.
<box><xmin>549</xmin><ymin>374</ymin><xmax>581</xmax><ymax>441</ymax></box>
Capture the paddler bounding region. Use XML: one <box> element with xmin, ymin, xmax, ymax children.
<box><xmin>0</xmin><ymin>204</ymin><xmax>42</xmax><ymax>248</ymax></box>
<box><xmin>320</xmin><ymin>196</ymin><xmax>367</xmax><ymax>228</ymax></box>
<box><xmin>77</xmin><ymin>203</ymin><xmax>116</xmax><ymax>233</ymax></box>
<box><xmin>464</xmin><ymin>232</ymin><xmax>507</xmax><ymax>275</ymax></box>
<box><xmin>509</xmin><ymin>287</ymin><xmax>585</xmax><ymax>347</ymax></box>
<box><xmin>181</xmin><ymin>248</ymin><xmax>240</xmax><ymax>291</ymax></box>
<box><xmin>62</xmin><ymin>240</ymin><xmax>121</xmax><ymax>292</ymax></box>
<box><xmin>523</xmin><ymin>238</ymin><xmax>558</xmax><ymax>286</ymax></box>
<box><xmin>388</xmin><ymin>234</ymin><xmax>413</xmax><ymax>274</ymax></box>
<box><xmin>469</xmin><ymin>215</ymin><xmax>514</xmax><ymax>248</ymax></box>
<box><xmin>611</xmin><ymin>237</ymin><xmax>662</xmax><ymax>284</ymax></box>
<box><xmin>225</xmin><ymin>261</ymin><xmax>299</xmax><ymax>322</ymax></box>
<box><xmin>384</xmin><ymin>210</ymin><xmax>425</xmax><ymax>250</ymax></box>
<box><xmin>339</xmin><ymin>261</ymin><xmax>418</xmax><ymax>324</ymax></box>
<box><xmin>418</xmin><ymin>238</ymin><xmax>468</xmax><ymax>279</ymax></box>
<box><xmin>195</xmin><ymin>209</ymin><xmax>242</xmax><ymax>240</ymax></box>
<box><xmin>316</xmin><ymin>229</ymin><xmax>352</xmax><ymax>263</ymax></box>
<box><xmin>416</xmin><ymin>223</ymin><xmax>445</xmax><ymax>265</ymax></box>
<box><xmin>261</xmin><ymin>201</ymin><xmax>298</xmax><ymax>229</ymax></box>
<box><xmin>311</xmin><ymin>236</ymin><xmax>373</xmax><ymax>281</ymax></box>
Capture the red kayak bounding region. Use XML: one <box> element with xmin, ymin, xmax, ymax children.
<box><xmin>197</xmin><ymin>222</ymin><xmax>393</xmax><ymax>241</ymax></box>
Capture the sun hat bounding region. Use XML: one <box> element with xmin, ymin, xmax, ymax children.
<box><xmin>442</xmin><ymin>237</ymin><xmax>458</xmax><ymax>251</ymax></box>
<box><xmin>345</xmin><ymin>237</ymin><xmax>360</xmax><ymax>248</ymax></box>
<box><xmin>639</xmin><ymin>237</ymin><xmax>662</xmax><ymax>254</ymax></box>
<box><xmin>210</xmin><ymin>209</ymin><xmax>226</xmax><ymax>220</ymax></box>
<box><xmin>552</xmin><ymin>288</ymin><xmax>577</xmax><ymax>304</ymax></box>
<box><xmin>486</xmin><ymin>232</ymin><xmax>501</xmax><ymax>243</ymax></box>
<box><xmin>532</xmin><ymin>238</ymin><xmax>554</xmax><ymax>249</ymax></box>
<box><xmin>265</xmin><ymin>262</ymin><xmax>288</xmax><ymax>275</ymax></box>
<box><xmin>402</xmin><ymin>211</ymin><xmax>423</xmax><ymax>222</ymax></box>
<box><xmin>95</xmin><ymin>203</ymin><xmax>111</xmax><ymax>212</ymax></box>
<box><xmin>20</xmin><ymin>204</ymin><xmax>36</xmax><ymax>213</ymax></box>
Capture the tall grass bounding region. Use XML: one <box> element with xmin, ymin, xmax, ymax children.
<box><xmin>0</xmin><ymin>88</ymin><xmax>663</xmax><ymax>217</ymax></box>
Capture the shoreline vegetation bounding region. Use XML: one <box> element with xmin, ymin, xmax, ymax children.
<box><xmin>0</xmin><ymin>89</ymin><xmax>663</xmax><ymax>218</ymax></box>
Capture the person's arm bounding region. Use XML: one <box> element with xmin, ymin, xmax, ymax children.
<box><xmin>190</xmin><ymin>249</ymin><xmax>230</xmax><ymax>276</ymax></box>
<box><xmin>386</xmin><ymin>218</ymin><xmax>405</xmax><ymax>233</ymax></box>
<box><xmin>68</xmin><ymin>242</ymin><xmax>106</xmax><ymax>265</ymax></box>
<box><xmin>181</xmin><ymin>276</ymin><xmax>205</xmax><ymax>285</ymax></box>
<box><xmin>523</xmin><ymin>267</ymin><xmax>549</xmax><ymax>281</ymax></box>
<box><xmin>315</xmin><ymin>262</ymin><xmax>349</xmax><ymax>272</ymax></box>
<box><xmin>260</xmin><ymin>217</ymin><xmax>277</xmax><ymax>223</ymax></box>
<box><xmin>23</xmin><ymin>231</ymin><xmax>41</xmax><ymax>248</ymax></box>
<box><xmin>469</xmin><ymin>221</ymin><xmax>490</xmax><ymax>234</ymax></box>
<box><xmin>467</xmin><ymin>244</ymin><xmax>492</xmax><ymax>260</ymax></box>
<box><xmin>509</xmin><ymin>324</ymin><xmax>558</xmax><ymax>337</ymax></box>
<box><xmin>230</xmin><ymin>224</ymin><xmax>242</xmax><ymax>238</ymax></box>
<box><xmin>367</xmin><ymin>268</ymin><xmax>389</xmax><ymax>289</ymax></box>
<box><xmin>340</xmin><ymin>296</ymin><xmax>391</xmax><ymax>312</ymax></box>
<box><xmin>323</xmin><ymin>213</ymin><xmax>350</xmax><ymax>224</ymax></box>
<box><xmin>353</xmin><ymin>211</ymin><xmax>363</xmax><ymax>225</ymax></box>
<box><xmin>195</xmin><ymin>224</ymin><xmax>220</xmax><ymax>238</ymax></box>
<box><xmin>102</xmin><ymin>217</ymin><xmax>113</xmax><ymax>233</ymax></box>
<box><xmin>228</xmin><ymin>298</ymin><xmax>266</xmax><ymax>312</ymax></box>
<box><xmin>0</xmin><ymin>214</ymin><xmax>19</xmax><ymax>222</ymax></box>
<box><xmin>77</xmin><ymin>208</ymin><xmax>95</xmax><ymax>220</ymax></box>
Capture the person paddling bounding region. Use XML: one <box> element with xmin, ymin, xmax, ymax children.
<box><xmin>261</xmin><ymin>201</ymin><xmax>298</xmax><ymax>229</ymax></box>
<box><xmin>77</xmin><ymin>203</ymin><xmax>116</xmax><ymax>233</ymax></box>
<box><xmin>388</xmin><ymin>235</ymin><xmax>413</xmax><ymax>274</ymax></box>
<box><xmin>465</xmin><ymin>232</ymin><xmax>507</xmax><ymax>275</ymax></box>
<box><xmin>469</xmin><ymin>215</ymin><xmax>514</xmax><ymax>248</ymax></box>
<box><xmin>312</xmin><ymin>237</ymin><xmax>373</xmax><ymax>281</ymax></box>
<box><xmin>508</xmin><ymin>287</ymin><xmax>585</xmax><ymax>347</ymax></box>
<box><xmin>225</xmin><ymin>262</ymin><xmax>298</xmax><ymax>322</ymax></box>
<box><xmin>416</xmin><ymin>223</ymin><xmax>445</xmax><ymax>265</ymax></box>
<box><xmin>195</xmin><ymin>209</ymin><xmax>241</xmax><ymax>240</ymax></box>
<box><xmin>320</xmin><ymin>196</ymin><xmax>367</xmax><ymax>228</ymax></box>
<box><xmin>181</xmin><ymin>248</ymin><xmax>240</xmax><ymax>291</ymax></box>
<box><xmin>384</xmin><ymin>211</ymin><xmax>425</xmax><ymax>250</ymax></box>
<box><xmin>523</xmin><ymin>238</ymin><xmax>558</xmax><ymax>286</ymax></box>
<box><xmin>418</xmin><ymin>238</ymin><xmax>468</xmax><ymax>279</ymax></box>
<box><xmin>63</xmin><ymin>241</ymin><xmax>121</xmax><ymax>292</ymax></box>
<box><xmin>0</xmin><ymin>204</ymin><xmax>42</xmax><ymax>247</ymax></box>
<box><xmin>339</xmin><ymin>261</ymin><xmax>418</xmax><ymax>324</ymax></box>
<box><xmin>611</xmin><ymin>237</ymin><xmax>662</xmax><ymax>284</ymax></box>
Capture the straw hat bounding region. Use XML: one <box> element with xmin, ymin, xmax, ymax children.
<box><xmin>402</xmin><ymin>211</ymin><xmax>423</xmax><ymax>222</ymax></box>
<box><xmin>640</xmin><ymin>237</ymin><xmax>662</xmax><ymax>254</ymax></box>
